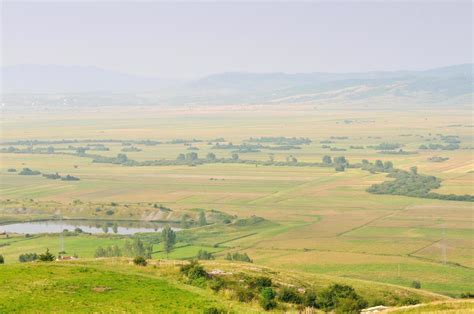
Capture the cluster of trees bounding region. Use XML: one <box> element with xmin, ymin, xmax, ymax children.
<box><xmin>121</xmin><ymin>146</ymin><xmax>142</xmax><ymax>152</ymax></box>
<box><xmin>18</xmin><ymin>168</ymin><xmax>41</xmax><ymax>175</ymax></box>
<box><xmin>368</xmin><ymin>143</ymin><xmax>402</xmax><ymax>150</ymax></box>
<box><xmin>321</xmin><ymin>155</ymin><xmax>349</xmax><ymax>171</ymax></box>
<box><xmin>419</xmin><ymin>143</ymin><xmax>460</xmax><ymax>150</ymax></box>
<box><xmin>86</xmin><ymin>144</ymin><xmax>110</xmax><ymax>151</ymax></box>
<box><xmin>367</xmin><ymin>168</ymin><xmax>440</xmax><ymax>197</ymax></box>
<box><xmin>167</xmin><ymin>138</ymin><xmax>202</xmax><ymax>144</ymax></box>
<box><xmin>212</xmin><ymin>142</ymin><xmax>302</xmax><ymax>152</ymax></box>
<box><xmin>428</xmin><ymin>156</ymin><xmax>449</xmax><ymax>162</ymax></box>
<box><xmin>196</xmin><ymin>249</ymin><xmax>214</xmax><ymax>260</ymax></box>
<box><xmin>439</xmin><ymin>135</ymin><xmax>461</xmax><ymax>144</ymax></box>
<box><xmin>94</xmin><ymin>245</ymin><xmax>122</xmax><ymax>257</ymax></box>
<box><xmin>366</xmin><ymin>168</ymin><xmax>473</xmax><ymax>201</ymax></box>
<box><xmin>365</xmin><ymin>143</ymin><xmax>393</xmax><ymax>150</ymax></box>
<box><xmin>43</xmin><ymin>173</ymin><xmax>80</xmax><ymax>181</ymax></box>
<box><xmin>123</xmin><ymin>238</ymin><xmax>154</xmax><ymax>258</ymax></box>
<box><xmin>361</xmin><ymin>159</ymin><xmax>394</xmax><ymax>173</ymax></box>
<box><xmin>246</xmin><ymin>137</ymin><xmax>311</xmax><ymax>145</ymax></box>
<box><xmin>379</xmin><ymin>149</ymin><xmax>417</xmax><ymax>155</ymax></box>
<box><xmin>225</xmin><ymin>252</ymin><xmax>252</xmax><ymax>263</ymax></box>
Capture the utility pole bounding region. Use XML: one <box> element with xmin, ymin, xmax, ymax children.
<box><xmin>441</xmin><ymin>223</ymin><xmax>447</xmax><ymax>265</ymax></box>
<box><xmin>59</xmin><ymin>213</ymin><xmax>64</xmax><ymax>255</ymax></box>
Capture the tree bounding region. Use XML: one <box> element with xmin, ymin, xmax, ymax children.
<box><xmin>180</xmin><ymin>215</ymin><xmax>190</xmax><ymax>229</ymax></box>
<box><xmin>375</xmin><ymin>160</ymin><xmax>384</xmax><ymax>169</ymax></box>
<box><xmin>231</xmin><ymin>153</ymin><xmax>239</xmax><ymax>161</ymax></box>
<box><xmin>383</xmin><ymin>161</ymin><xmax>394</xmax><ymax>171</ymax></box>
<box><xmin>322</xmin><ymin>155</ymin><xmax>332</xmax><ymax>164</ymax></box>
<box><xmin>0</xmin><ymin>254</ymin><xmax>4</xmax><ymax>264</ymax></box>
<box><xmin>335</xmin><ymin>164</ymin><xmax>345</xmax><ymax>172</ymax></box>
<box><xmin>161</xmin><ymin>225</ymin><xmax>176</xmax><ymax>258</ymax></box>
<box><xmin>410</xmin><ymin>166</ymin><xmax>418</xmax><ymax>175</ymax></box>
<box><xmin>38</xmin><ymin>248</ymin><xmax>55</xmax><ymax>262</ymax></box>
<box><xmin>197</xmin><ymin>249</ymin><xmax>214</xmax><ymax>260</ymax></box>
<box><xmin>177</xmin><ymin>153</ymin><xmax>186</xmax><ymax>161</ymax></box>
<box><xmin>185</xmin><ymin>152</ymin><xmax>198</xmax><ymax>161</ymax></box>
<box><xmin>116</xmin><ymin>153</ymin><xmax>128</xmax><ymax>163</ymax></box>
<box><xmin>411</xmin><ymin>280</ymin><xmax>421</xmax><ymax>289</ymax></box>
<box><xmin>95</xmin><ymin>246</ymin><xmax>106</xmax><ymax>258</ymax></box>
<box><xmin>112</xmin><ymin>223</ymin><xmax>118</xmax><ymax>234</ymax></box>
<box><xmin>206</xmin><ymin>153</ymin><xmax>216</xmax><ymax>161</ymax></box>
<box><xmin>102</xmin><ymin>225</ymin><xmax>109</xmax><ymax>233</ymax></box>
<box><xmin>198</xmin><ymin>210</ymin><xmax>207</xmax><ymax>226</ymax></box>
<box><xmin>334</xmin><ymin>156</ymin><xmax>347</xmax><ymax>165</ymax></box>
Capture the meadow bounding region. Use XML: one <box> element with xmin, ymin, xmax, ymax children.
<box><xmin>0</xmin><ymin>105</ymin><xmax>473</xmax><ymax>299</ymax></box>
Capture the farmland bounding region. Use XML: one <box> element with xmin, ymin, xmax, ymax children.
<box><xmin>1</xmin><ymin>105</ymin><xmax>473</xmax><ymax>300</ymax></box>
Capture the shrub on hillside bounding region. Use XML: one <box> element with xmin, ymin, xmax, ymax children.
<box><xmin>318</xmin><ymin>284</ymin><xmax>367</xmax><ymax>312</ymax></box>
<box><xmin>180</xmin><ymin>260</ymin><xmax>207</xmax><ymax>280</ymax></box>
<box><xmin>278</xmin><ymin>287</ymin><xmax>303</xmax><ymax>304</ymax></box>
<box><xmin>19</xmin><ymin>253</ymin><xmax>38</xmax><ymax>263</ymax></box>
<box><xmin>411</xmin><ymin>280</ymin><xmax>421</xmax><ymax>289</ymax></box>
<box><xmin>248</xmin><ymin>276</ymin><xmax>272</xmax><ymax>291</ymax></box>
<box><xmin>133</xmin><ymin>256</ymin><xmax>147</xmax><ymax>266</ymax></box>
<box><xmin>260</xmin><ymin>287</ymin><xmax>277</xmax><ymax>310</ymax></box>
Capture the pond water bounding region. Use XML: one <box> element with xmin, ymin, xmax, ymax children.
<box><xmin>0</xmin><ymin>220</ymin><xmax>178</xmax><ymax>235</ymax></box>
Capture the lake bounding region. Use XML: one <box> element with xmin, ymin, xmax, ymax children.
<box><xmin>0</xmin><ymin>220</ymin><xmax>179</xmax><ymax>235</ymax></box>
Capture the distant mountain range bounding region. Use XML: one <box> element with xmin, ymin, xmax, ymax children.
<box><xmin>1</xmin><ymin>64</ymin><xmax>472</xmax><ymax>107</ymax></box>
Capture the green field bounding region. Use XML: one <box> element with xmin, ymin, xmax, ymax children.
<box><xmin>1</xmin><ymin>106</ymin><xmax>473</xmax><ymax>303</ymax></box>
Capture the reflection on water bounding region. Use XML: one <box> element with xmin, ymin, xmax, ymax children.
<box><xmin>0</xmin><ymin>220</ymin><xmax>178</xmax><ymax>235</ymax></box>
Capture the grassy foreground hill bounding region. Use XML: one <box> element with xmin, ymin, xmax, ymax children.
<box><xmin>0</xmin><ymin>258</ymin><xmax>453</xmax><ymax>313</ymax></box>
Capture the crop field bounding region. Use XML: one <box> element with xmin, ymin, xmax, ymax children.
<box><xmin>0</xmin><ymin>106</ymin><xmax>473</xmax><ymax>297</ymax></box>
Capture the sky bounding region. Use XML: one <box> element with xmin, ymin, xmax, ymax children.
<box><xmin>1</xmin><ymin>1</ymin><xmax>472</xmax><ymax>78</ymax></box>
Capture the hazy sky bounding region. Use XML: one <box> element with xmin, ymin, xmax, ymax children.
<box><xmin>1</xmin><ymin>1</ymin><xmax>472</xmax><ymax>78</ymax></box>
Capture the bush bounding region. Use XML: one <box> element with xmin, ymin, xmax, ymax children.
<box><xmin>249</xmin><ymin>276</ymin><xmax>272</xmax><ymax>291</ymax></box>
<box><xmin>38</xmin><ymin>248</ymin><xmax>55</xmax><ymax>262</ymax></box>
<box><xmin>303</xmin><ymin>289</ymin><xmax>318</xmax><ymax>308</ymax></box>
<box><xmin>209</xmin><ymin>277</ymin><xmax>225</xmax><ymax>292</ymax></box>
<box><xmin>260</xmin><ymin>287</ymin><xmax>277</xmax><ymax>310</ymax></box>
<box><xmin>19</xmin><ymin>253</ymin><xmax>38</xmax><ymax>263</ymax></box>
<box><xmin>278</xmin><ymin>287</ymin><xmax>303</xmax><ymax>304</ymax></box>
<box><xmin>0</xmin><ymin>254</ymin><xmax>4</xmax><ymax>264</ymax></box>
<box><xmin>133</xmin><ymin>256</ymin><xmax>147</xmax><ymax>266</ymax></box>
<box><xmin>318</xmin><ymin>284</ymin><xmax>367</xmax><ymax>312</ymax></box>
<box><xmin>460</xmin><ymin>292</ymin><xmax>474</xmax><ymax>298</ymax></box>
<box><xmin>203</xmin><ymin>307</ymin><xmax>225</xmax><ymax>314</ymax></box>
<box><xmin>411</xmin><ymin>280</ymin><xmax>421</xmax><ymax>289</ymax></box>
<box><xmin>180</xmin><ymin>260</ymin><xmax>207</xmax><ymax>280</ymax></box>
<box><xmin>234</xmin><ymin>287</ymin><xmax>254</xmax><ymax>302</ymax></box>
